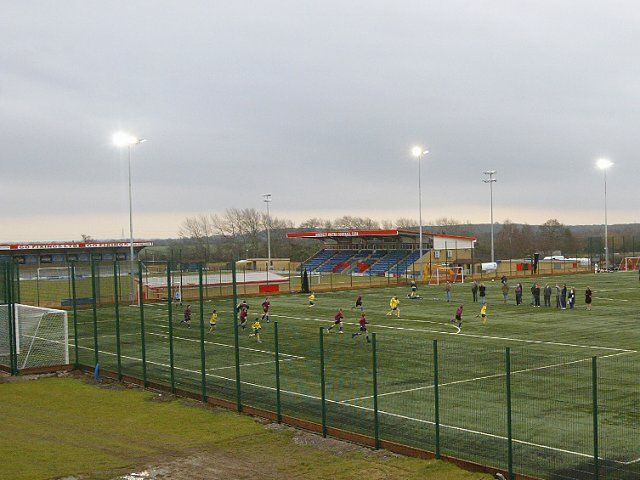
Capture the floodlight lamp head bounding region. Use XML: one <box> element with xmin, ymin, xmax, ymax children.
<box><xmin>113</xmin><ymin>131</ymin><xmax>143</xmax><ymax>147</ymax></box>
<box><xmin>596</xmin><ymin>158</ymin><xmax>613</xmax><ymax>170</ymax></box>
<box><xmin>411</xmin><ymin>146</ymin><xmax>428</xmax><ymax>158</ymax></box>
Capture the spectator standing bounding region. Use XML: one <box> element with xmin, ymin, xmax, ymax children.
<box><xmin>543</xmin><ymin>284</ymin><xmax>552</xmax><ymax>307</ymax></box>
<box><xmin>501</xmin><ymin>282</ymin><xmax>509</xmax><ymax>304</ymax></box>
<box><xmin>560</xmin><ymin>284</ymin><xmax>567</xmax><ymax>309</ymax></box>
<box><xmin>471</xmin><ymin>281</ymin><xmax>478</xmax><ymax>302</ymax></box>
<box><xmin>479</xmin><ymin>283</ymin><xmax>487</xmax><ymax>305</ymax></box>
<box><xmin>444</xmin><ymin>281</ymin><xmax>452</xmax><ymax>302</ymax></box>
<box><xmin>568</xmin><ymin>287</ymin><xmax>576</xmax><ymax>309</ymax></box>
<box><xmin>585</xmin><ymin>287</ymin><xmax>593</xmax><ymax>310</ymax></box>
<box><xmin>515</xmin><ymin>283</ymin><xmax>523</xmax><ymax>306</ymax></box>
<box><xmin>555</xmin><ymin>284</ymin><xmax>561</xmax><ymax>308</ymax></box>
<box><xmin>533</xmin><ymin>284</ymin><xmax>541</xmax><ymax>307</ymax></box>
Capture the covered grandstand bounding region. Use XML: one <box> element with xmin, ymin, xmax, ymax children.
<box><xmin>287</xmin><ymin>229</ymin><xmax>476</xmax><ymax>280</ymax></box>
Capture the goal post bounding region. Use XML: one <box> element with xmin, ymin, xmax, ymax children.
<box><xmin>0</xmin><ymin>303</ymin><xmax>69</xmax><ymax>370</ymax></box>
<box><xmin>428</xmin><ymin>266</ymin><xmax>465</xmax><ymax>285</ymax></box>
<box><xmin>619</xmin><ymin>257</ymin><xmax>640</xmax><ymax>271</ymax></box>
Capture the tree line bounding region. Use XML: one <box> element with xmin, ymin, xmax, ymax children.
<box><xmin>135</xmin><ymin>209</ymin><xmax>640</xmax><ymax>264</ymax></box>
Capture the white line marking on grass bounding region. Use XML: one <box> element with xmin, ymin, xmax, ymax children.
<box><xmin>339</xmin><ymin>351</ymin><xmax>634</xmax><ymax>403</ymax></box>
<box><xmin>207</xmin><ymin>357</ymin><xmax>301</xmax><ymax>371</ymax></box>
<box><xmin>622</xmin><ymin>457</ymin><xmax>640</xmax><ymax>464</ymax></box>
<box><xmin>144</xmin><ymin>331</ymin><xmax>305</xmax><ymax>359</ymax></box>
<box><xmin>60</xmin><ymin>341</ymin><xmax>636</xmax><ymax>466</ymax></box>
<box><xmin>594</xmin><ymin>297</ymin><xmax>629</xmax><ymax>302</ymax></box>
<box><xmin>270</xmin><ymin>314</ymin><xmax>636</xmax><ymax>353</ymax></box>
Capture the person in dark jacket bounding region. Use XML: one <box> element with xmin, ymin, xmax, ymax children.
<box><xmin>533</xmin><ymin>284</ymin><xmax>541</xmax><ymax>307</ymax></box>
<box><xmin>543</xmin><ymin>284</ymin><xmax>552</xmax><ymax>307</ymax></box>
<box><xmin>515</xmin><ymin>283</ymin><xmax>523</xmax><ymax>306</ymax></box>
<box><xmin>568</xmin><ymin>287</ymin><xmax>576</xmax><ymax>309</ymax></box>
<box><xmin>478</xmin><ymin>283</ymin><xmax>487</xmax><ymax>305</ymax></box>
<box><xmin>471</xmin><ymin>281</ymin><xmax>478</xmax><ymax>302</ymax></box>
<box><xmin>585</xmin><ymin>287</ymin><xmax>593</xmax><ymax>310</ymax></box>
<box><xmin>560</xmin><ymin>284</ymin><xmax>567</xmax><ymax>309</ymax></box>
<box><xmin>530</xmin><ymin>283</ymin><xmax>536</xmax><ymax>306</ymax></box>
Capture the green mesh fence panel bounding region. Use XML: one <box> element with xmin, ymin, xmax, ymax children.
<box><xmin>598</xmin><ymin>352</ymin><xmax>639</xmax><ymax>480</ymax></box>
<box><xmin>438</xmin><ymin>339</ymin><xmax>508</xmax><ymax>472</ymax></box>
<box><xmin>511</xmin><ymin>348</ymin><xmax>596</xmax><ymax>479</ymax></box>
<box><xmin>376</xmin><ymin>330</ymin><xmax>436</xmax><ymax>452</ymax></box>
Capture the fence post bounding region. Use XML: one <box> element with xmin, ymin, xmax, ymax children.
<box><xmin>505</xmin><ymin>347</ymin><xmax>514</xmax><ymax>479</ymax></box>
<box><xmin>592</xmin><ymin>356</ymin><xmax>599</xmax><ymax>480</ymax></box>
<box><xmin>71</xmin><ymin>263</ymin><xmax>79</xmax><ymax>368</ymax></box>
<box><xmin>372</xmin><ymin>332</ymin><xmax>380</xmax><ymax>449</ymax></box>
<box><xmin>113</xmin><ymin>261</ymin><xmax>122</xmax><ymax>380</ymax></box>
<box><xmin>91</xmin><ymin>259</ymin><xmax>99</xmax><ymax>367</ymax></box>
<box><xmin>14</xmin><ymin>262</ymin><xmax>20</xmax><ymax>303</ymax></box>
<box><xmin>198</xmin><ymin>264</ymin><xmax>207</xmax><ymax>402</ymax></box>
<box><xmin>433</xmin><ymin>339</ymin><xmax>441</xmax><ymax>459</ymax></box>
<box><xmin>319</xmin><ymin>326</ymin><xmax>327</xmax><ymax>437</ymax></box>
<box><xmin>274</xmin><ymin>320</ymin><xmax>282</xmax><ymax>423</ymax></box>
<box><xmin>167</xmin><ymin>262</ymin><xmax>175</xmax><ymax>393</ymax></box>
<box><xmin>138</xmin><ymin>262</ymin><xmax>148</xmax><ymax>387</ymax></box>
<box><xmin>232</xmin><ymin>262</ymin><xmax>242</xmax><ymax>412</ymax></box>
<box><xmin>6</xmin><ymin>263</ymin><xmax>17</xmax><ymax>375</ymax></box>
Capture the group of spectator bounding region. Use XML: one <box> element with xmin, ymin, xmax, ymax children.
<box><xmin>459</xmin><ymin>277</ymin><xmax>593</xmax><ymax>310</ymax></box>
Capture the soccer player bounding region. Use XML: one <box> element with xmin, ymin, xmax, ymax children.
<box><xmin>585</xmin><ymin>287</ymin><xmax>593</xmax><ymax>310</ymax></box>
<box><xmin>351</xmin><ymin>313</ymin><xmax>371</xmax><ymax>343</ymax></box>
<box><xmin>387</xmin><ymin>296</ymin><xmax>400</xmax><ymax>317</ymax></box>
<box><xmin>476</xmin><ymin>304</ymin><xmax>488</xmax><ymax>325</ymax></box>
<box><xmin>180</xmin><ymin>305</ymin><xmax>192</xmax><ymax>328</ymax></box>
<box><xmin>352</xmin><ymin>294</ymin><xmax>364</xmax><ymax>311</ymax></box>
<box><xmin>249</xmin><ymin>319</ymin><xmax>262</xmax><ymax>343</ymax></box>
<box><xmin>261</xmin><ymin>297</ymin><xmax>271</xmax><ymax>323</ymax></box>
<box><xmin>236</xmin><ymin>300</ymin><xmax>250</xmax><ymax>314</ymax></box>
<box><xmin>450</xmin><ymin>304</ymin><xmax>464</xmax><ymax>328</ymax></box>
<box><xmin>327</xmin><ymin>309</ymin><xmax>345</xmax><ymax>333</ymax></box>
<box><xmin>239</xmin><ymin>307</ymin><xmax>249</xmax><ymax>330</ymax></box>
<box><xmin>308</xmin><ymin>292</ymin><xmax>316</xmax><ymax>307</ymax></box>
<box><xmin>209</xmin><ymin>309</ymin><xmax>218</xmax><ymax>333</ymax></box>
<box><xmin>174</xmin><ymin>289</ymin><xmax>182</xmax><ymax>305</ymax></box>
<box><xmin>410</xmin><ymin>280</ymin><xmax>418</xmax><ymax>295</ymax></box>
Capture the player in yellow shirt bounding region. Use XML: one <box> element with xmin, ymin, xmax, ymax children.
<box><xmin>387</xmin><ymin>296</ymin><xmax>400</xmax><ymax>317</ymax></box>
<box><xmin>249</xmin><ymin>320</ymin><xmax>262</xmax><ymax>343</ymax></box>
<box><xmin>208</xmin><ymin>309</ymin><xmax>218</xmax><ymax>333</ymax></box>
<box><xmin>476</xmin><ymin>304</ymin><xmax>488</xmax><ymax>325</ymax></box>
<box><xmin>308</xmin><ymin>293</ymin><xmax>316</xmax><ymax>307</ymax></box>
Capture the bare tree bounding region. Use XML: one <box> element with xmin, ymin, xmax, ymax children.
<box><xmin>179</xmin><ymin>214</ymin><xmax>215</xmax><ymax>262</ymax></box>
<box><xmin>395</xmin><ymin>218</ymin><xmax>418</xmax><ymax>229</ymax></box>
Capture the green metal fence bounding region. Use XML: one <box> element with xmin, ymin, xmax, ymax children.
<box><xmin>1</xmin><ymin>260</ymin><xmax>638</xmax><ymax>480</ymax></box>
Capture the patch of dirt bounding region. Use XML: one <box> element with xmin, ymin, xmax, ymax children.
<box><xmin>264</xmin><ymin>422</ymin><xmax>398</xmax><ymax>461</ymax></box>
<box><xmin>110</xmin><ymin>451</ymin><xmax>282</xmax><ymax>480</ymax></box>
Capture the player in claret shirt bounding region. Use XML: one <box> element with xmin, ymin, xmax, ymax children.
<box><xmin>261</xmin><ymin>298</ymin><xmax>271</xmax><ymax>323</ymax></box>
<box><xmin>351</xmin><ymin>313</ymin><xmax>371</xmax><ymax>343</ymax></box>
<box><xmin>326</xmin><ymin>309</ymin><xmax>345</xmax><ymax>334</ymax></box>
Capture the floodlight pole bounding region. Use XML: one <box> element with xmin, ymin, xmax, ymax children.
<box><xmin>127</xmin><ymin>144</ymin><xmax>135</xmax><ymax>304</ymax></box>
<box><xmin>263</xmin><ymin>193</ymin><xmax>272</xmax><ymax>270</ymax></box>
<box><xmin>418</xmin><ymin>154</ymin><xmax>424</xmax><ymax>279</ymax></box>
<box><xmin>603</xmin><ymin>168</ymin><xmax>609</xmax><ymax>270</ymax></box>
<box><xmin>483</xmin><ymin>171</ymin><xmax>497</xmax><ymax>263</ymax></box>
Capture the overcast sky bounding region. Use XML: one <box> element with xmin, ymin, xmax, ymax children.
<box><xmin>2</xmin><ymin>1</ymin><xmax>638</xmax><ymax>242</ymax></box>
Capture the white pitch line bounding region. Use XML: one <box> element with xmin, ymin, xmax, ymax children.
<box><xmin>144</xmin><ymin>331</ymin><xmax>305</xmax><ymax>359</ymax></box>
<box><xmin>594</xmin><ymin>297</ymin><xmax>629</xmax><ymax>302</ymax></box>
<box><xmin>339</xmin><ymin>351</ymin><xmax>633</xmax><ymax>403</ymax></box>
<box><xmin>622</xmin><ymin>457</ymin><xmax>640</xmax><ymax>465</ymax></box>
<box><xmin>59</xmin><ymin>340</ymin><xmax>638</xmax><ymax>466</ymax></box>
<box><xmin>270</xmin><ymin>314</ymin><xmax>636</xmax><ymax>353</ymax></box>
<box><xmin>207</xmin><ymin>357</ymin><xmax>300</xmax><ymax>371</ymax></box>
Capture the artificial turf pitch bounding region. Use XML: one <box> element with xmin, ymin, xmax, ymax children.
<box><xmin>68</xmin><ymin>271</ymin><xmax>638</xmax><ymax>480</ymax></box>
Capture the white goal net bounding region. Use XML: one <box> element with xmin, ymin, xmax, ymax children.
<box><xmin>0</xmin><ymin>303</ymin><xmax>69</xmax><ymax>370</ymax></box>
